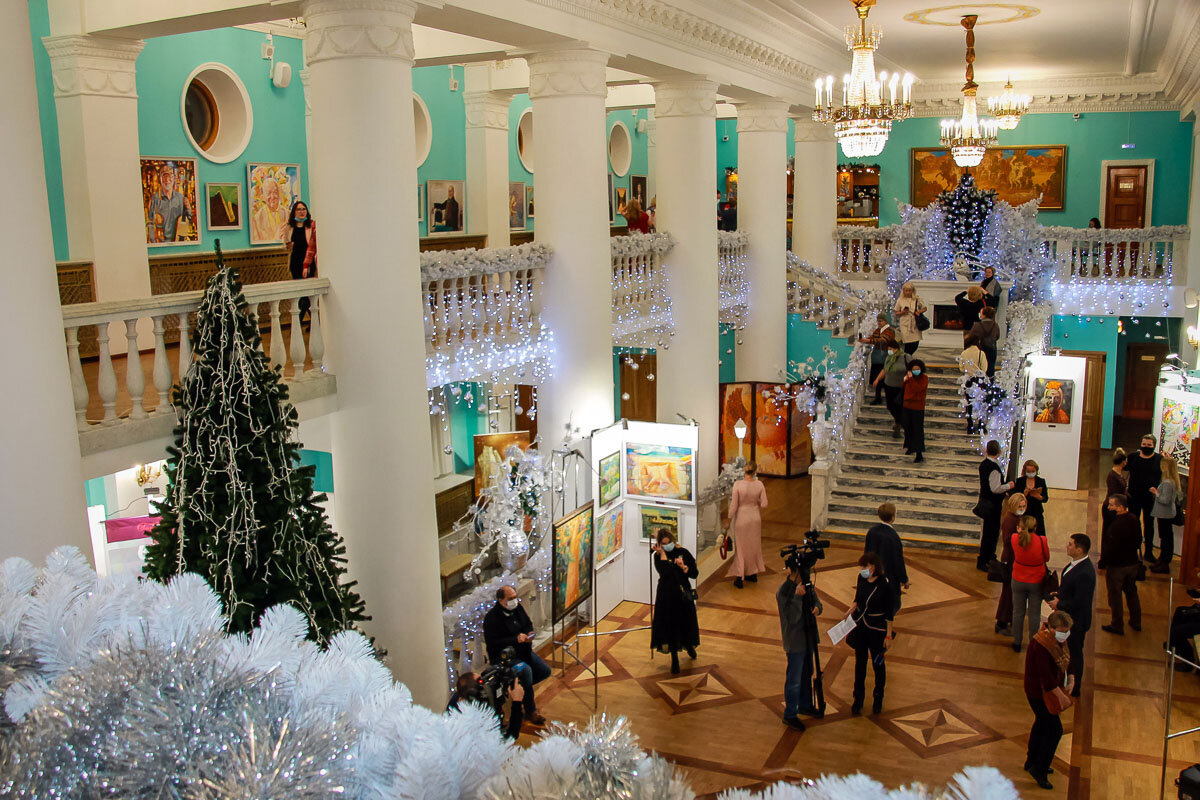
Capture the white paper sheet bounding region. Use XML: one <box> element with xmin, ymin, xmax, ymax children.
<box><xmin>827</xmin><ymin>615</ymin><xmax>856</xmax><ymax>645</ymax></box>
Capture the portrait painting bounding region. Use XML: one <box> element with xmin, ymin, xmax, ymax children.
<box><xmin>427</xmin><ymin>179</ymin><xmax>466</xmax><ymax>235</ymax></box>
<box><xmin>247</xmin><ymin>163</ymin><xmax>300</xmax><ymax>245</ymax></box>
<box><xmin>141</xmin><ymin>157</ymin><xmax>199</xmax><ymax>246</ymax></box>
<box><xmin>639</xmin><ymin>504</ymin><xmax>678</xmax><ymax>542</ymax></box>
<box><xmin>837</xmin><ymin>170</ymin><xmax>853</xmax><ymax>200</ymax></box>
<box><xmin>553</xmin><ymin>502</ymin><xmax>594</xmax><ymax>621</ymax></box>
<box><xmin>625</xmin><ymin>443</ymin><xmax>694</xmax><ymax>503</ymax></box>
<box><xmin>615</xmin><ymin>185</ymin><xmax>628</xmax><ymax>218</ymax></box>
<box><xmin>595</xmin><ymin>505</ymin><xmax>624</xmax><ymax>567</ymax></box>
<box><xmin>598</xmin><ymin>451</ymin><xmax>621</xmax><ymax>508</ymax></box>
<box><xmin>1160</xmin><ymin>395</ymin><xmax>1200</xmax><ymax>472</ymax></box>
<box><xmin>718</xmin><ymin>383</ymin><xmax>754</xmax><ymax>466</ymax></box>
<box><xmin>508</xmin><ymin>181</ymin><xmax>526</xmax><ymax>230</ymax></box>
<box><xmin>911</xmin><ymin>146</ymin><xmax>1066</xmax><ymax>210</ymax></box>
<box><xmin>1032</xmin><ymin>378</ymin><xmax>1074</xmax><ymax>425</ymax></box>
<box><xmin>630</xmin><ymin>175</ymin><xmax>647</xmax><ymax>208</ymax></box>
<box><xmin>754</xmin><ymin>384</ymin><xmax>790</xmax><ymax>477</ymax></box>
<box><xmin>473</xmin><ymin>431</ymin><xmax>531</xmax><ymax>497</ymax></box>
<box><xmin>526</xmin><ymin>186</ymin><xmax>535</xmax><ymax>218</ymax></box>
<box><xmin>205</xmin><ymin>182</ymin><xmax>241</xmax><ymax>231</ymax></box>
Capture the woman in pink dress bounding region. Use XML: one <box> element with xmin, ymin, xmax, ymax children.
<box><xmin>728</xmin><ymin>462</ymin><xmax>767</xmax><ymax>588</ymax></box>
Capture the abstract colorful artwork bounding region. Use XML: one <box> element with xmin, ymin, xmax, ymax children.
<box><xmin>625</xmin><ymin>443</ymin><xmax>694</xmax><ymax>503</ymax></box>
<box><xmin>205</xmin><ymin>182</ymin><xmax>241</xmax><ymax>231</ymax></box>
<box><xmin>911</xmin><ymin>146</ymin><xmax>1066</xmax><ymax>210</ymax></box>
<box><xmin>718</xmin><ymin>383</ymin><xmax>753</xmax><ymax>467</ymax></box>
<box><xmin>639</xmin><ymin>504</ymin><xmax>678</xmax><ymax>542</ymax></box>
<box><xmin>553</xmin><ymin>502</ymin><xmax>594</xmax><ymax>621</ymax></box>
<box><xmin>247</xmin><ymin>163</ymin><xmax>301</xmax><ymax>245</ymax></box>
<box><xmin>598</xmin><ymin>452</ymin><xmax>621</xmax><ymax>508</ymax></box>
<box><xmin>595</xmin><ymin>505</ymin><xmax>624</xmax><ymax>567</ymax></box>
<box><xmin>141</xmin><ymin>157</ymin><xmax>199</xmax><ymax>246</ymax></box>
<box><xmin>1032</xmin><ymin>378</ymin><xmax>1073</xmax><ymax>425</ymax></box>
<box><xmin>473</xmin><ymin>431</ymin><xmax>531</xmax><ymax>497</ymax></box>
<box><xmin>1160</xmin><ymin>395</ymin><xmax>1200</xmax><ymax>472</ymax></box>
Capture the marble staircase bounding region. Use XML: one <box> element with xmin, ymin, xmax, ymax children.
<box><xmin>825</xmin><ymin>358</ymin><xmax>984</xmax><ymax>551</ymax></box>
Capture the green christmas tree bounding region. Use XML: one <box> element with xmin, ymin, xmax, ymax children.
<box><xmin>143</xmin><ymin>243</ymin><xmax>368</xmax><ymax>645</ymax></box>
<box><xmin>938</xmin><ymin>173</ymin><xmax>996</xmax><ymax>258</ymax></box>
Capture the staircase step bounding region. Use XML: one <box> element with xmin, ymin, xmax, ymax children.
<box><xmin>850</xmin><ymin>434</ymin><xmax>981</xmax><ymax>457</ymax></box>
<box><xmin>826</xmin><ymin>510</ymin><xmax>980</xmax><ymax>538</ymax></box>
<box><xmin>837</xmin><ymin>473</ymin><xmax>977</xmax><ymax>494</ymax></box>
<box><xmin>857</xmin><ymin>406</ymin><xmax>964</xmax><ymax>426</ymax></box>
<box><xmin>854</xmin><ymin>417</ymin><xmax>974</xmax><ymax>438</ymax></box>
<box><xmin>822</xmin><ymin>526</ymin><xmax>978</xmax><ymax>553</ymax></box>
<box><xmin>841</xmin><ymin>455</ymin><xmax>977</xmax><ymax>477</ymax></box>
<box><xmin>829</xmin><ymin>498</ymin><xmax>977</xmax><ymax>526</ymax></box>
<box><xmin>830</xmin><ymin>486</ymin><xmax>976</xmax><ymax>511</ymax></box>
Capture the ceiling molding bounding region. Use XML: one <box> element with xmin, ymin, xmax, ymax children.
<box><xmin>1159</xmin><ymin>1</ymin><xmax>1200</xmax><ymax>117</ymax></box>
<box><xmin>911</xmin><ymin>92</ymin><xmax>1176</xmax><ymax>118</ymax></box>
<box><xmin>235</xmin><ymin>20</ymin><xmax>306</xmax><ymax>39</ymax></box>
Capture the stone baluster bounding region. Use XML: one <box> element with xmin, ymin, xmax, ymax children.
<box><xmin>65</xmin><ymin>326</ymin><xmax>89</xmax><ymax>428</ymax></box>
<box><xmin>267</xmin><ymin>300</ymin><xmax>285</xmax><ymax>371</ymax></box>
<box><xmin>177</xmin><ymin>312</ymin><xmax>193</xmax><ymax>382</ymax></box>
<box><xmin>96</xmin><ymin>321</ymin><xmax>118</xmax><ymax>425</ymax></box>
<box><xmin>289</xmin><ymin>299</ymin><xmax>306</xmax><ymax>375</ymax></box>
<box><xmin>151</xmin><ymin>314</ymin><xmax>172</xmax><ymax>412</ymax></box>
<box><xmin>306</xmin><ymin>295</ymin><xmax>325</xmax><ymax>374</ymax></box>
<box><xmin>124</xmin><ymin>318</ymin><xmax>147</xmax><ymax>418</ymax></box>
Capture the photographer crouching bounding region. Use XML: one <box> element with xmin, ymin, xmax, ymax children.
<box><xmin>447</xmin><ymin>647</ymin><xmax>525</xmax><ymax>740</ymax></box>
<box><xmin>482</xmin><ymin>585</ymin><xmax>549</xmax><ymax>725</ymax></box>
<box><xmin>777</xmin><ymin>532</ymin><xmax>829</xmax><ymax>731</ymax></box>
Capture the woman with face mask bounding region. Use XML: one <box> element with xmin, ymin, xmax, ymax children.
<box><xmin>994</xmin><ymin>493</ymin><xmax>1028</xmax><ymax>635</ymax></box>
<box><xmin>649</xmin><ymin>529</ymin><xmax>699</xmax><ymax>674</ymax></box>
<box><xmin>1018</xmin><ymin>459</ymin><xmax>1049</xmax><ymax>535</ymax></box>
<box><xmin>284</xmin><ymin>201</ymin><xmax>317</xmax><ymax>320</ymax></box>
<box><xmin>1023</xmin><ymin>610</ymin><xmax>1076</xmax><ymax>790</ymax></box>
<box><xmin>1011</xmin><ymin>515</ymin><xmax>1050</xmax><ymax>653</ymax></box>
<box><xmin>846</xmin><ymin>552</ymin><xmax>894</xmax><ymax>715</ymax></box>
<box><xmin>901</xmin><ymin>359</ymin><xmax>929</xmax><ymax>463</ymax></box>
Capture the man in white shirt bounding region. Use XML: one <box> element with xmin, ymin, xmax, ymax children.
<box><xmin>1049</xmin><ymin>534</ymin><xmax>1096</xmax><ymax>697</ymax></box>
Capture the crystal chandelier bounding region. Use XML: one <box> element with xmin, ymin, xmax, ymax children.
<box><xmin>987</xmin><ymin>78</ymin><xmax>1031</xmax><ymax>130</ymax></box>
<box><xmin>812</xmin><ymin>0</ymin><xmax>914</xmax><ymax>159</ymax></box>
<box><xmin>939</xmin><ymin>14</ymin><xmax>998</xmax><ymax>168</ymax></box>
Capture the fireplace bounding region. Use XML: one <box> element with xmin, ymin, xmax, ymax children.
<box><xmin>933</xmin><ymin>304</ymin><xmax>966</xmax><ymax>331</ymax></box>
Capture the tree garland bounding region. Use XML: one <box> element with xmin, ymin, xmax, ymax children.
<box><xmin>938</xmin><ymin>174</ymin><xmax>996</xmax><ymax>260</ymax></box>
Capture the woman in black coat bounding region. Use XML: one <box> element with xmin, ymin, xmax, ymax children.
<box><xmin>847</xmin><ymin>552</ymin><xmax>894</xmax><ymax>715</ymax></box>
<box><xmin>953</xmin><ymin>285</ymin><xmax>986</xmax><ymax>334</ymax></box>
<box><xmin>650</xmin><ymin>528</ymin><xmax>699</xmax><ymax>674</ymax></box>
<box><xmin>1015</xmin><ymin>459</ymin><xmax>1050</xmax><ymax>535</ymax></box>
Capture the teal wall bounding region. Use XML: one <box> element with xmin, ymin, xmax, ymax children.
<box><xmin>719</xmin><ymin>326</ymin><xmax>737</xmax><ymax>383</ymax></box>
<box><xmin>27</xmin><ymin>0</ymin><xmax>68</xmax><ymax>261</ymax></box>
<box><xmin>715</xmin><ymin>117</ymin><xmax>797</xmax><ymax>200</ymax></box>
<box><xmin>444</xmin><ymin>382</ymin><xmax>486</xmax><ymax>473</ymax></box>
<box><xmin>787</xmin><ymin>314</ymin><xmax>854</xmax><ymax>377</ymax></box>
<box><xmin>607</xmin><ymin>109</ymin><xmax>651</xmax><ymax>227</ymax></box>
<box><xmin>415</xmin><ymin>65</ymin><xmax>466</xmax><ymax>238</ymax></box>
<box><xmin>1050</xmin><ymin>315</ymin><xmax>1119</xmax><ymax>449</ymax></box>
<box><xmin>844</xmin><ymin>111</ymin><xmax>1194</xmax><ymax>227</ymax></box>
<box><xmin>83</xmin><ymin>475</ymin><xmax>117</xmax><ymax>516</ymax></box>
<box><xmin>509</xmin><ymin>94</ymin><xmax>534</xmax><ymax>231</ymax></box>
<box><xmin>297</xmin><ymin>449</ymin><xmax>334</xmax><ymax>494</ymax></box>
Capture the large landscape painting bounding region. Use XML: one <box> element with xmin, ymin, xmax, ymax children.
<box><xmin>911</xmin><ymin>146</ymin><xmax>1067</xmax><ymax>210</ymax></box>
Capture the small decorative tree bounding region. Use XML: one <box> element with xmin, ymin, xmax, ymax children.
<box><xmin>938</xmin><ymin>172</ymin><xmax>996</xmax><ymax>259</ymax></box>
<box><xmin>143</xmin><ymin>243</ymin><xmax>368</xmax><ymax>645</ymax></box>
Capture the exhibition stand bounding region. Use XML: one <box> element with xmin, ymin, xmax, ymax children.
<box><xmin>1021</xmin><ymin>353</ymin><xmax>1086</xmax><ymax>490</ymax></box>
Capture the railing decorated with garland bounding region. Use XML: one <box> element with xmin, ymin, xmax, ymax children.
<box><xmin>610</xmin><ymin>232</ymin><xmax>676</xmax><ymax>349</ymax></box>
<box><xmin>833</xmin><ymin>224</ymin><xmax>895</xmax><ymax>276</ymax></box>
<box><xmin>718</xmin><ymin>230</ymin><xmax>750</xmax><ymax>330</ymax></box>
<box><xmin>787</xmin><ymin>251</ymin><xmax>891</xmax><ymax>337</ymax></box>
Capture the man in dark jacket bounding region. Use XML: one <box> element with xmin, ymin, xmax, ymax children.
<box><xmin>447</xmin><ymin>671</ymin><xmax>524</xmax><ymax>739</ymax></box>
<box><xmin>483</xmin><ymin>585</ymin><xmax>548</xmax><ymax>724</ymax></box>
<box><xmin>1049</xmin><ymin>533</ymin><xmax>1096</xmax><ymax>696</ymax></box>
<box><xmin>976</xmin><ymin>440</ymin><xmax>1016</xmax><ymax>571</ymax></box>
<box><xmin>777</xmin><ymin>564</ymin><xmax>824</xmax><ymax>730</ymax></box>
<box><xmin>1099</xmin><ymin>495</ymin><xmax>1142</xmax><ymax>636</ymax></box>
<box><xmin>1126</xmin><ymin>434</ymin><xmax>1164</xmax><ymax>555</ymax></box>
<box><xmin>865</xmin><ymin>503</ymin><xmax>909</xmax><ymax>612</ymax></box>
<box><xmin>1169</xmin><ymin>588</ymin><xmax>1200</xmax><ymax>670</ymax></box>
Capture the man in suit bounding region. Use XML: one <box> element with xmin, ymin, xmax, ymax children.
<box><xmin>1049</xmin><ymin>533</ymin><xmax>1096</xmax><ymax>697</ymax></box>
<box><xmin>1099</xmin><ymin>494</ymin><xmax>1143</xmax><ymax>636</ymax></box>
<box><xmin>865</xmin><ymin>502</ymin><xmax>908</xmax><ymax>613</ymax></box>
<box><xmin>976</xmin><ymin>440</ymin><xmax>1016</xmax><ymax>571</ymax></box>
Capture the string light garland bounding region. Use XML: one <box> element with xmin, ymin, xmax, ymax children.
<box><xmin>719</xmin><ymin>231</ymin><xmax>751</xmax><ymax>331</ymax></box>
<box><xmin>611</xmin><ymin>233</ymin><xmax>677</xmax><ymax>349</ymax></box>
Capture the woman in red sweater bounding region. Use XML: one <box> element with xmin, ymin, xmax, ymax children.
<box><xmin>901</xmin><ymin>359</ymin><xmax>928</xmax><ymax>463</ymax></box>
<box><xmin>1011</xmin><ymin>514</ymin><xmax>1050</xmax><ymax>653</ymax></box>
<box><xmin>1024</xmin><ymin>610</ymin><xmax>1075</xmax><ymax>790</ymax></box>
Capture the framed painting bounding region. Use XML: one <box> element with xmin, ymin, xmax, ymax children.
<box><xmin>607</xmin><ymin>173</ymin><xmax>614</xmax><ymax>223</ymax></box>
<box><xmin>427</xmin><ymin>179</ymin><xmax>466</xmax><ymax>235</ymax></box>
<box><xmin>630</xmin><ymin>175</ymin><xmax>647</xmax><ymax>208</ymax></box>
<box><xmin>754</xmin><ymin>384</ymin><xmax>790</xmax><ymax>477</ymax></box>
<box><xmin>718</xmin><ymin>383</ymin><xmax>754</xmax><ymax>467</ymax></box>
<box><xmin>526</xmin><ymin>186</ymin><xmax>535</xmax><ymax>219</ymax></box>
<box><xmin>789</xmin><ymin>407</ymin><xmax>812</xmax><ymax>477</ymax></box>
<box><xmin>205</xmin><ymin>182</ymin><xmax>241</xmax><ymax>231</ymax></box>
<box><xmin>1031</xmin><ymin>378</ymin><xmax>1074</xmax><ymax>425</ymax></box>
<box><xmin>598</xmin><ymin>451</ymin><xmax>621</xmax><ymax>508</ymax></box>
<box><xmin>141</xmin><ymin>157</ymin><xmax>200</xmax><ymax>246</ymax></box>
<box><xmin>595</xmin><ymin>505</ymin><xmax>624</xmax><ymax>567</ymax></box>
<box><xmin>417</xmin><ymin>184</ymin><xmax>424</xmax><ymax>222</ymax></box>
<box><xmin>1159</xmin><ymin>394</ymin><xmax>1200</xmax><ymax>473</ymax></box>
<box><xmin>509</xmin><ymin>181</ymin><xmax>526</xmax><ymax>230</ymax></box>
<box><xmin>625</xmin><ymin>443</ymin><xmax>694</xmax><ymax>503</ymax></box>
<box><xmin>615</xmin><ymin>185</ymin><xmax>628</xmax><ymax>218</ymax></box>
<box><xmin>473</xmin><ymin>431</ymin><xmax>531</xmax><ymax>497</ymax></box>
<box><xmin>910</xmin><ymin>146</ymin><xmax>1067</xmax><ymax>210</ymax></box>
<box><xmin>639</xmin><ymin>504</ymin><xmax>678</xmax><ymax>542</ymax></box>
<box><xmin>552</xmin><ymin>502</ymin><xmax>594</xmax><ymax>621</ymax></box>
<box><xmin>247</xmin><ymin>163</ymin><xmax>300</xmax><ymax>245</ymax></box>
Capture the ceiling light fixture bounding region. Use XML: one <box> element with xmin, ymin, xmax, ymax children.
<box><xmin>939</xmin><ymin>14</ymin><xmax>999</xmax><ymax>168</ymax></box>
<box><xmin>813</xmin><ymin>0</ymin><xmax>914</xmax><ymax>159</ymax></box>
<box><xmin>987</xmin><ymin>77</ymin><xmax>1031</xmax><ymax>130</ymax></box>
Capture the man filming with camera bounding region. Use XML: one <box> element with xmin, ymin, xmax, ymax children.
<box><xmin>483</xmin><ymin>585</ymin><xmax>549</xmax><ymax>725</ymax></box>
<box><xmin>777</xmin><ymin>534</ymin><xmax>827</xmax><ymax>731</ymax></box>
<box><xmin>447</xmin><ymin>665</ymin><xmax>525</xmax><ymax>740</ymax></box>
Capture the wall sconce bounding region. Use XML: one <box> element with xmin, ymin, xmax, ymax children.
<box><xmin>134</xmin><ymin>463</ymin><xmax>161</xmax><ymax>487</ymax></box>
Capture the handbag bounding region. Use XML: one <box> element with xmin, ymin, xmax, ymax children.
<box><xmin>681</xmin><ymin>583</ymin><xmax>698</xmax><ymax>603</ymax></box>
<box><xmin>719</xmin><ymin>530</ymin><xmax>734</xmax><ymax>559</ymax></box>
<box><xmin>986</xmin><ymin>559</ymin><xmax>1010</xmax><ymax>584</ymax></box>
<box><xmin>915</xmin><ymin>312</ymin><xmax>931</xmax><ymax>331</ymax></box>
<box><xmin>1175</xmin><ymin>495</ymin><xmax>1186</xmax><ymax>527</ymax></box>
<box><xmin>1041</xmin><ymin>567</ymin><xmax>1059</xmax><ymax>596</ymax></box>
<box><xmin>1043</xmin><ymin>686</ymin><xmax>1074</xmax><ymax>715</ymax></box>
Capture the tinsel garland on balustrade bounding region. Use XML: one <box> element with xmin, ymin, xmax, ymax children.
<box><xmin>0</xmin><ymin>547</ymin><xmax>1020</xmax><ymax>799</ymax></box>
<box><xmin>611</xmin><ymin>232</ymin><xmax>677</xmax><ymax>349</ymax></box>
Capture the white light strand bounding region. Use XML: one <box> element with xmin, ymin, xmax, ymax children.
<box><xmin>611</xmin><ymin>232</ymin><xmax>677</xmax><ymax>349</ymax></box>
<box><xmin>719</xmin><ymin>231</ymin><xmax>751</xmax><ymax>331</ymax></box>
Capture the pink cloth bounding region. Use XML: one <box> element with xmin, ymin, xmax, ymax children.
<box><xmin>104</xmin><ymin>515</ymin><xmax>160</xmax><ymax>543</ymax></box>
<box><xmin>729</xmin><ymin>478</ymin><xmax>767</xmax><ymax>578</ymax></box>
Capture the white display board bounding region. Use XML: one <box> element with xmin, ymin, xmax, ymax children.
<box><xmin>1021</xmin><ymin>354</ymin><xmax>1086</xmax><ymax>490</ymax></box>
<box><xmin>590</xmin><ymin>422</ymin><xmax>627</xmax><ymax>620</ymax></box>
<box><xmin>1153</xmin><ymin>380</ymin><xmax>1200</xmax><ymax>476</ymax></box>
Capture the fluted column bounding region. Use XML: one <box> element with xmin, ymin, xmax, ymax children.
<box><xmin>2</xmin><ymin>1</ymin><xmax>90</xmax><ymax>562</ymax></box>
<box><xmin>654</xmin><ymin>79</ymin><xmax>719</xmax><ymax>486</ymax></box>
<box><xmin>302</xmin><ymin>0</ymin><xmax>445</xmax><ymax>708</ymax></box>
<box><xmin>299</xmin><ymin>68</ymin><xmax>315</xmax><ymax>203</ymax></box>
<box><xmin>792</xmin><ymin>120</ymin><xmax>838</xmax><ymax>273</ymax></box>
<box><xmin>645</xmin><ymin>111</ymin><xmax>657</xmax><ymax>208</ymax></box>
<box><xmin>736</xmin><ymin>100</ymin><xmax>790</xmax><ymax>382</ymax></box>
<box><xmin>527</xmin><ymin>48</ymin><xmax>614</xmax><ymax>473</ymax></box>
<box><xmin>463</xmin><ymin>76</ymin><xmax>513</xmax><ymax>247</ymax></box>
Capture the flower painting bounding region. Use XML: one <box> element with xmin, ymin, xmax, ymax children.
<box><xmin>1160</xmin><ymin>395</ymin><xmax>1200</xmax><ymax>472</ymax></box>
<box><xmin>553</xmin><ymin>503</ymin><xmax>594</xmax><ymax>621</ymax></box>
<box><xmin>625</xmin><ymin>443</ymin><xmax>694</xmax><ymax>503</ymax></box>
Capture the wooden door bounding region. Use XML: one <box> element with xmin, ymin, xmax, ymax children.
<box><xmin>514</xmin><ymin>384</ymin><xmax>538</xmax><ymax>443</ymax></box>
<box><xmin>1061</xmin><ymin>350</ymin><xmax>1105</xmax><ymax>449</ymax></box>
<box><xmin>1104</xmin><ymin>166</ymin><xmax>1147</xmax><ymax>229</ymax></box>
<box><xmin>1122</xmin><ymin>342</ymin><xmax>1168</xmax><ymax>420</ymax></box>
<box><xmin>619</xmin><ymin>353</ymin><xmax>657</xmax><ymax>422</ymax></box>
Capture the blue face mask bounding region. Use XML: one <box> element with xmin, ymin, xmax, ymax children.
<box><xmin>662</xmin><ymin>542</ymin><xmax>675</xmax><ymax>552</ymax></box>
<box><xmin>912</xmin><ymin>369</ymin><xmax>922</xmax><ymax>376</ymax></box>
<box><xmin>859</xmin><ymin>568</ymin><xmax>872</xmax><ymax>579</ymax></box>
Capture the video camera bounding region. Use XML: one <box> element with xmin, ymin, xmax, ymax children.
<box><xmin>780</xmin><ymin>530</ymin><xmax>829</xmax><ymax>576</ymax></box>
<box><xmin>476</xmin><ymin>646</ymin><xmax>519</xmax><ymax>709</ymax></box>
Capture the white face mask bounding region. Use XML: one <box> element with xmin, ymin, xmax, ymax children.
<box><xmin>1054</xmin><ymin>630</ymin><xmax>1070</xmax><ymax>642</ymax></box>
<box><xmin>1025</xmin><ymin>471</ymin><xmax>1036</xmax><ymax>478</ymax></box>
<box><xmin>503</xmin><ymin>599</ymin><xmax>518</xmax><ymax>611</ymax></box>
<box><xmin>860</xmin><ymin>568</ymin><xmax>872</xmax><ymax>579</ymax></box>
<box><xmin>662</xmin><ymin>542</ymin><xmax>675</xmax><ymax>552</ymax></box>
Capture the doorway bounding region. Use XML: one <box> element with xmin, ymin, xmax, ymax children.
<box><xmin>1100</xmin><ymin>160</ymin><xmax>1153</xmax><ymax>229</ymax></box>
<box><xmin>619</xmin><ymin>353</ymin><xmax>657</xmax><ymax>422</ymax></box>
<box><xmin>1061</xmin><ymin>350</ymin><xmax>1106</xmax><ymax>449</ymax></box>
<box><xmin>1122</xmin><ymin>342</ymin><xmax>1168</xmax><ymax>420</ymax></box>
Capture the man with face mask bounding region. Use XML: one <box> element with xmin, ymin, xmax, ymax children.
<box><xmin>483</xmin><ymin>585</ymin><xmax>548</xmax><ymax>725</ymax></box>
<box><xmin>1126</xmin><ymin>435</ymin><xmax>1163</xmax><ymax>556</ymax></box>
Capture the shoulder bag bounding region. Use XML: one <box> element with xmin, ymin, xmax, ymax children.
<box><xmin>1174</xmin><ymin>492</ymin><xmax>1187</xmax><ymax>527</ymax></box>
<box><xmin>915</xmin><ymin>311</ymin><xmax>931</xmax><ymax>331</ymax></box>
<box><xmin>986</xmin><ymin>559</ymin><xmax>1010</xmax><ymax>583</ymax></box>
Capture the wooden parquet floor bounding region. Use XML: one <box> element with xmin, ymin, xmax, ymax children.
<box><xmin>522</xmin><ymin>459</ymin><xmax>1199</xmax><ymax>798</ymax></box>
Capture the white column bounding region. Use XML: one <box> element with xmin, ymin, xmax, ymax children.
<box><xmin>736</xmin><ymin>100</ymin><xmax>790</xmax><ymax>382</ymax></box>
<box><xmin>1</xmin><ymin>1</ymin><xmax>90</xmax><ymax>563</ymax></box>
<box><xmin>645</xmin><ymin>111</ymin><xmax>657</xmax><ymax>207</ymax></box>
<box><xmin>527</xmin><ymin>48</ymin><xmax>615</xmax><ymax>465</ymax></box>
<box><xmin>44</xmin><ymin>35</ymin><xmax>150</xmax><ymax>304</ymax></box>
<box><xmin>303</xmin><ymin>0</ymin><xmax>445</xmax><ymax>708</ymax></box>
<box><xmin>463</xmin><ymin>70</ymin><xmax>512</xmax><ymax>248</ymax></box>
<box><xmin>299</xmin><ymin>68</ymin><xmax>315</xmax><ymax>204</ymax></box>
<box><xmin>792</xmin><ymin>120</ymin><xmax>838</xmax><ymax>272</ymax></box>
<box><xmin>654</xmin><ymin>79</ymin><xmax>719</xmax><ymax>486</ymax></box>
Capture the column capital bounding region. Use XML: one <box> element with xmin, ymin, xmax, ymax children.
<box><xmin>526</xmin><ymin>48</ymin><xmax>609</xmax><ymax>100</ymax></box>
<box><xmin>463</xmin><ymin>91</ymin><xmax>512</xmax><ymax>130</ymax></box>
<box><xmin>299</xmin><ymin>68</ymin><xmax>312</xmax><ymax>116</ymax></box>
<box><xmin>793</xmin><ymin>119</ymin><xmax>835</xmax><ymax>143</ymax></box>
<box><xmin>301</xmin><ymin>0</ymin><xmax>417</xmax><ymax>66</ymax></box>
<box><xmin>653</xmin><ymin>78</ymin><xmax>718</xmax><ymax>118</ymax></box>
<box><xmin>735</xmin><ymin>99</ymin><xmax>790</xmax><ymax>133</ymax></box>
<box><xmin>42</xmin><ymin>34</ymin><xmax>143</xmax><ymax>99</ymax></box>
